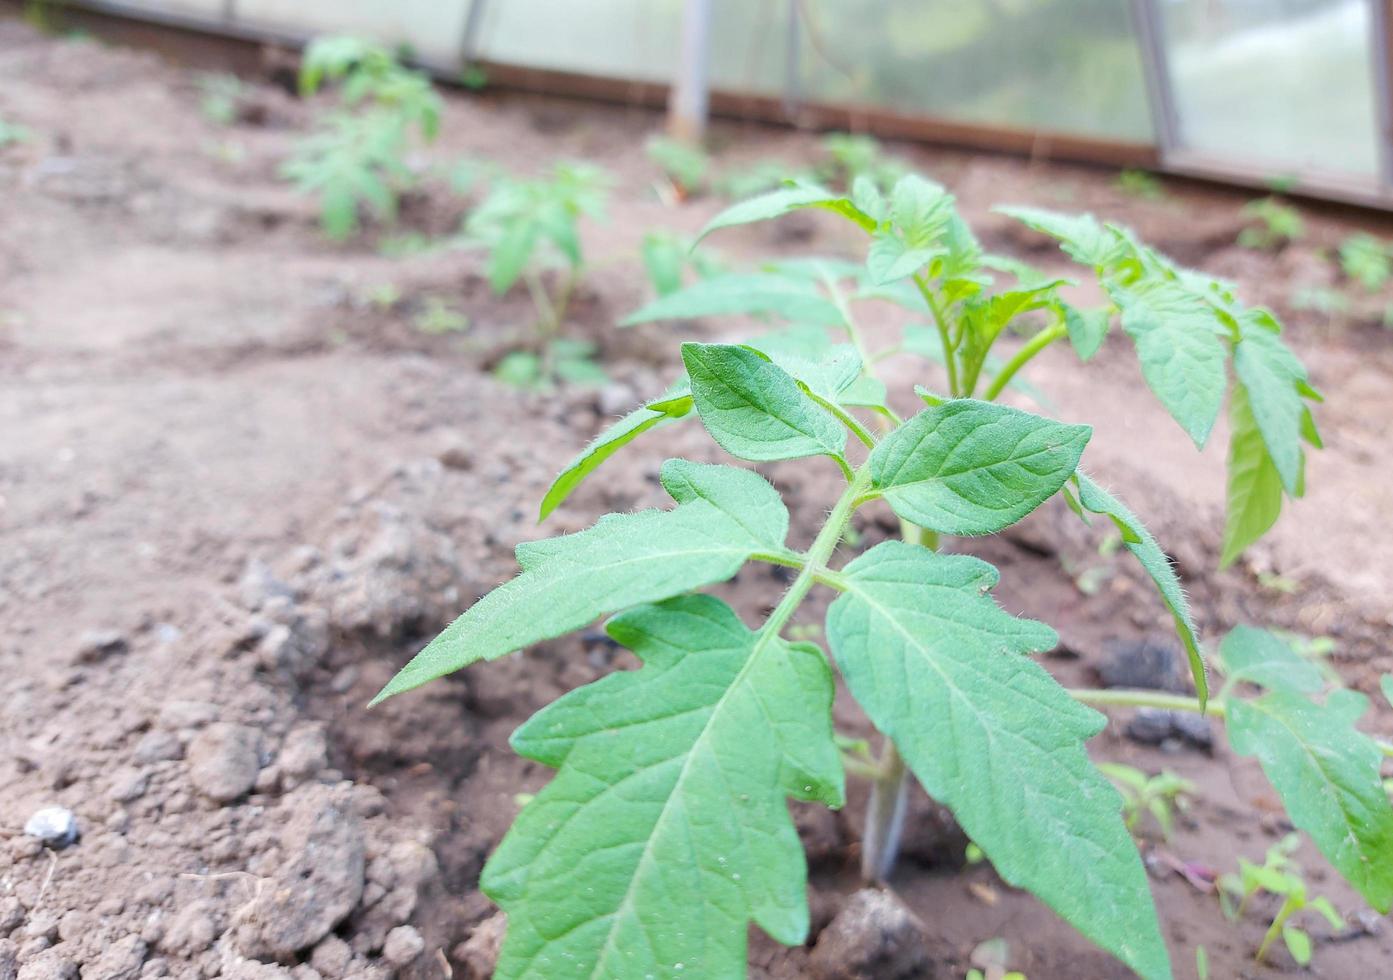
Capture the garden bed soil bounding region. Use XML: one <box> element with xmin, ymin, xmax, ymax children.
<box><xmin>2</xmin><ymin>18</ymin><xmax>1392</xmax><ymax>980</ymax></box>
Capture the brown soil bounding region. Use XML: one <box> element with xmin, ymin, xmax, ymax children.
<box><xmin>2</xmin><ymin>17</ymin><xmax>1391</xmax><ymax>980</ymax></box>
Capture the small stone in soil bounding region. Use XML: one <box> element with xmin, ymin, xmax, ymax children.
<box><xmin>809</xmin><ymin>889</ymin><xmax>931</xmax><ymax>980</ymax></box>
<box><xmin>73</xmin><ymin>629</ymin><xmax>128</xmax><ymax>663</ymax></box>
<box><xmin>1098</xmin><ymin>638</ymin><xmax>1187</xmax><ymax>693</ymax></box>
<box><xmin>187</xmin><ymin>723</ymin><xmax>262</xmax><ymax>803</ymax></box>
<box><xmin>1125</xmin><ymin>708</ymin><xmax>1213</xmax><ymax>751</ymax></box>
<box><xmin>381</xmin><ymin>926</ymin><xmax>424</xmax><ymax>967</ymax></box>
<box><xmin>22</xmin><ymin>807</ymin><xmax>79</xmax><ymax>849</ymax></box>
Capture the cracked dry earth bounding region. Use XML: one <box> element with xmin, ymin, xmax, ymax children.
<box><xmin>3</xmin><ymin>16</ymin><xmax>1393</xmax><ymax>980</ymax></box>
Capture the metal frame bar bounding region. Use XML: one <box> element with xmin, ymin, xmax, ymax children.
<box><xmin>1368</xmin><ymin>0</ymin><xmax>1393</xmax><ymax>190</ymax></box>
<box><xmin>460</xmin><ymin>0</ymin><xmax>487</xmax><ymax>67</ymax></box>
<box><xmin>782</xmin><ymin>0</ymin><xmax>801</xmax><ymax>117</ymax></box>
<box><xmin>1128</xmin><ymin>0</ymin><xmax>1182</xmax><ymax>159</ymax></box>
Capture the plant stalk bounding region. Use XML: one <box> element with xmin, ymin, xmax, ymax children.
<box><xmin>983</xmin><ymin>323</ymin><xmax>1067</xmax><ymax>401</ymax></box>
<box><xmin>861</xmin><ymin>740</ymin><xmax>909</xmax><ymax>882</ymax></box>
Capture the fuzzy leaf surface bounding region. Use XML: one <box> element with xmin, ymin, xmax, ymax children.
<box><xmin>1221</xmin><ymin>384</ymin><xmax>1284</xmax><ymax>567</ymax></box>
<box><xmin>372</xmin><ymin>460</ymin><xmax>790</xmax><ymax>701</ymax></box>
<box><xmin>623</xmin><ymin>274</ymin><xmax>844</xmax><ymax>326</ymax></box>
<box><xmin>1062</xmin><ymin>303</ymin><xmax>1111</xmax><ymax>361</ymax></box>
<box><xmin>995</xmin><ymin>206</ymin><xmax>1123</xmax><ymax>268</ymax></box>
<box><xmin>1232</xmin><ymin>313</ymin><xmax>1312</xmax><ymax>495</ymax></box>
<box><xmin>1073</xmin><ymin>472</ymin><xmax>1207</xmax><ymax>706</ymax></box>
<box><xmin>825</xmin><ymin>541</ymin><xmax>1169</xmax><ymax>980</ymax></box>
<box><xmin>696</xmin><ymin>182</ymin><xmax>875</xmax><ymax>241</ymax></box>
<box><xmin>868</xmin><ymin>400</ymin><xmax>1089</xmax><ymax>535</ymax></box>
<box><xmin>682</xmin><ymin>343</ymin><xmax>847</xmax><ymax>463</ymax></box>
<box><xmin>1110</xmin><ymin>280</ymin><xmax>1228</xmax><ymax>448</ymax></box>
<box><xmin>539</xmin><ymin>383</ymin><xmax>694</xmax><ymax>520</ymax></box>
<box><xmin>1227</xmin><ymin>687</ymin><xmax>1393</xmax><ymax>912</ymax></box>
<box><xmin>1218</xmin><ymin>625</ymin><xmax>1322</xmax><ymax>695</ymax></box>
<box><xmin>484</xmin><ymin>595</ymin><xmax>842</xmax><ymax>979</ymax></box>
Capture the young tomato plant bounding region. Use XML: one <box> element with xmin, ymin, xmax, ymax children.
<box><xmin>1237</xmin><ymin>196</ymin><xmax>1304</xmax><ymax>251</ymax></box>
<box><xmin>282</xmin><ymin>36</ymin><xmax>442</xmax><ymax>240</ymax></box>
<box><xmin>1218</xmin><ymin>833</ymin><xmax>1345</xmax><ymax>966</ymax></box>
<box><xmin>462</xmin><ymin>162</ymin><xmax>611</xmax><ymax>390</ymax></box>
<box><xmin>374</xmin><ymin>176</ymin><xmax>1392</xmax><ymax>979</ymax></box>
<box><xmin>1097</xmin><ymin>764</ymin><xmax>1195</xmax><ymax>839</ymax></box>
<box><xmin>1338</xmin><ymin>232</ymin><xmax>1391</xmax><ymax>292</ymax></box>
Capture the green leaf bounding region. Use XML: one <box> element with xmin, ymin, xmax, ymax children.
<box><xmin>826</xmin><ymin>542</ymin><xmax>1169</xmax><ymax>980</ymax></box>
<box><xmin>1221</xmin><ymin>385</ymin><xmax>1284</xmax><ymax>567</ymax></box>
<box><xmin>681</xmin><ymin>343</ymin><xmax>847</xmax><ymax>464</ymax></box>
<box><xmin>622</xmin><ymin>274</ymin><xmax>844</xmax><ymax>327</ymax></box>
<box><xmin>1217</xmin><ymin>626</ymin><xmax>1322</xmax><ymax>695</ymax></box>
<box><xmin>1232</xmin><ymin>314</ymin><xmax>1312</xmax><ymax>495</ymax></box>
<box><xmin>868</xmin><ymin>400</ymin><xmax>1090</xmax><ymax>535</ymax></box>
<box><xmin>889</xmin><ymin>175</ymin><xmax>953</xmax><ymax>247</ymax></box>
<box><xmin>485</xmin><ymin>595</ymin><xmax>842</xmax><ymax>979</ymax></box>
<box><xmin>372</xmin><ymin>460</ymin><xmax>791</xmax><ymax>702</ymax></box>
<box><xmin>539</xmin><ymin>384</ymin><xmax>693</xmax><ymax>520</ymax></box>
<box><xmin>866</xmin><ymin>232</ymin><xmax>942</xmax><ymax>285</ymax></box>
<box><xmin>640</xmin><ymin>232</ymin><xmax>687</xmax><ymax>296</ymax></box>
<box><xmin>1072</xmin><ymin>473</ymin><xmax>1206</xmax><ymax>706</ymax></box>
<box><xmin>995</xmin><ymin>206</ymin><xmax>1123</xmax><ymax>268</ymax></box>
<box><xmin>1227</xmin><ymin>688</ymin><xmax>1393</xmax><ymax>912</ymax></box>
<box><xmin>1382</xmin><ymin>674</ymin><xmax>1393</xmax><ymax>709</ymax></box>
<box><xmin>1110</xmin><ymin>280</ymin><xmax>1228</xmax><ymax>448</ymax></box>
<box><xmin>489</xmin><ymin>219</ymin><xmax>538</xmax><ymax>293</ymax></box>
<box><xmin>696</xmin><ymin>182</ymin><xmax>874</xmax><ymax>242</ymax></box>
<box><xmin>1282</xmin><ymin>926</ymin><xmax>1311</xmax><ymax>966</ymax></box>
<box><xmin>1061</xmin><ymin>303</ymin><xmax>1111</xmax><ymax>361</ymax></box>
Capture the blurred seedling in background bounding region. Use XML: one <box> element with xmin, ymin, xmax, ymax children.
<box><xmin>283</xmin><ymin>36</ymin><xmax>442</xmax><ymax>240</ymax></box>
<box><xmin>0</xmin><ymin>115</ymin><xmax>32</xmax><ymax>148</ymax></box>
<box><xmin>412</xmin><ymin>296</ymin><xmax>469</xmax><ymax>335</ymax></box>
<box><xmin>1218</xmin><ymin>834</ymin><xmax>1345</xmax><ymax>966</ymax></box>
<box><xmin>966</xmin><ymin>937</ymin><xmax>1027</xmax><ymax>980</ymax></box>
<box><xmin>818</xmin><ymin>132</ymin><xmax>908</xmax><ymax>191</ymax></box>
<box><xmin>1116</xmin><ymin>169</ymin><xmax>1166</xmax><ymax>201</ymax></box>
<box><xmin>1238</xmin><ymin>197</ymin><xmax>1304</xmax><ymax>250</ymax></box>
<box><xmin>646</xmin><ymin>135</ymin><xmax>710</xmax><ymax>200</ymax></box>
<box><xmin>1338</xmin><ymin>233</ymin><xmax>1392</xmax><ymax>292</ymax></box>
<box><xmin>1291</xmin><ymin>284</ymin><xmax>1351</xmax><ymax>329</ymax></box>
<box><xmin>639</xmin><ymin>230</ymin><xmax>726</xmax><ymax>298</ymax></box>
<box><xmin>196</xmin><ymin>72</ymin><xmax>248</xmax><ymax>126</ymax></box>
<box><xmin>1096</xmin><ymin>763</ymin><xmax>1195</xmax><ymax>839</ymax></box>
<box><xmin>462</xmin><ymin>162</ymin><xmax>611</xmax><ymax>389</ymax></box>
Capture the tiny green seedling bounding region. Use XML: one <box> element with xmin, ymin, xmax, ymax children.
<box><xmin>639</xmin><ymin>230</ymin><xmax>725</xmax><ymax>298</ymax></box>
<box><xmin>1116</xmin><ymin>169</ymin><xmax>1166</xmax><ymax>201</ymax></box>
<box><xmin>646</xmin><ymin>135</ymin><xmax>710</xmax><ymax>199</ymax></box>
<box><xmin>1338</xmin><ymin>233</ymin><xmax>1391</xmax><ymax>292</ymax></box>
<box><xmin>0</xmin><ymin>115</ymin><xmax>31</xmax><ymax>148</ymax></box>
<box><xmin>462</xmin><ymin>162</ymin><xmax>611</xmax><ymax>389</ymax></box>
<box><xmin>1218</xmin><ymin>833</ymin><xmax>1345</xmax><ymax>966</ymax></box>
<box><xmin>283</xmin><ymin>36</ymin><xmax>442</xmax><ymax>240</ymax></box>
<box><xmin>1097</xmin><ymin>763</ymin><xmax>1195</xmax><ymax>839</ymax></box>
<box><xmin>818</xmin><ymin>132</ymin><xmax>907</xmax><ymax>191</ymax></box>
<box><xmin>1238</xmin><ymin>197</ymin><xmax>1304</xmax><ymax>250</ymax></box>
<box><xmin>413</xmin><ymin>296</ymin><xmax>469</xmax><ymax>335</ymax></box>
<box><xmin>373</xmin><ymin>176</ymin><xmax>1391</xmax><ymax>980</ymax></box>
<box><xmin>196</xmin><ymin>72</ymin><xmax>246</xmax><ymax>126</ymax></box>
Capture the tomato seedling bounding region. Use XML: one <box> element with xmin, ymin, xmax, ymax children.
<box><xmin>374</xmin><ymin>176</ymin><xmax>1392</xmax><ymax>980</ymax></box>
<box><xmin>282</xmin><ymin>36</ymin><xmax>442</xmax><ymax>240</ymax></box>
<box><xmin>1238</xmin><ymin>196</ymin><xmax>1304</xmax><ymax>251</ymax></box>
<box><xmin>462</xmin><ymin>162</ymin><xmax>611</xmax><ymax>390</ymax></box>
<box><xmin>1097</xmin><ymin>764</ymin><xmax>1195</xmax><ymax>840</ymax></box>
<box><xmin>1219</xmin><ymin>833</ymin><xmax>1345</xmax><ymax>966</ymax></box>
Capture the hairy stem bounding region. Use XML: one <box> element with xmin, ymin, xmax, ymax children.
<box><xmin>1069</xmin><ymin>687</ymin><xmax>1393</xmax><ymax>758</ymax></box>
<box><xmin>913</xmin><ymin>273</ymin><xmax>959</xmax><ymax>397</ymax></box>
<box><xmin>1256</xmin><ymin>896</ymin><xmax>1298</xmax><ymax>963</ymax></box>
<box><xmin>862</xmin><ymin>741</ymin><xmax>910</xmax><ymax>882</ymax></box>
<box><xmin>983</xmin><ymin>323</ymin><xmax>1067</xmax><ymax>401</ymax></box>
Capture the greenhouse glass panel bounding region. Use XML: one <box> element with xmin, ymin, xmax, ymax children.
<box><xmin>1158</xmin><ymin>0</ymin><xmax>1379</xmax><ymax>178</ymax></box>
<box><xmin>471</xmin><ymin>0</ymin><xmax>788</xmax><ymax>96</ymax></box>
<box><xmin>234</xmin><ymin>0</ymin><xmax>471</xmax><ymax>67</ymax></box>
<box><xmin>794</xmin><ymin>0</ymin><xmax>1153</xmax><ymax>140</ymax></box>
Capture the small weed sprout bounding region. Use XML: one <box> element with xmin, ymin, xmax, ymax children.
<box><xmin>1096</xmin><ymin>764</ymin><xmax>1194</xmax><ymax>839</ymax></box>
<box><xmin>1338</xmin><ymin>233</ymin><xmax>1392</xmax><ymax>292</ymax></box>
<box><xmin>646</xmin><ymin>135</ymin><xmax>711</xmax><ymax>199</ymax></box>
<box><xmin>196</xmin><ymin>72</ymin><xmax>247</xmax><ymax>126</ymax></box>
<box><xmin>818</xmin><ymin>132</ymin><xmax>907</xmax><ymax>190</ymax></box>
<box><xmin>463</xmin><ymin>162</ymin><xmax>611</xmax><ymax>389</ymax></box>
<box><xmin>1116</xmin><ymin>169</ymin><xmax>1166</xmax><ymax>201</ymax></box>
<box><xmin>1238</xmin><ymin>196</ymin><xmax>1304</xmax><ymax>250</ymax></box>
<box><xmin>372</xmin><ymin>175</ymin><xmax>1392</xmax><ymax>980</ymax></box>
<box><xmin>1218</xmin><ymin>834</ymin><xmax>1345</xmax><ymax>966</ymax></box>
<box><xmin>283</xmin><ymin>36</ymin><xmax>442</xmax><ymax>240</ymax></box>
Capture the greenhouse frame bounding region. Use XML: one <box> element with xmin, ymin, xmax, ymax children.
<box><xmin>48</xmin><ymin>0</ymin><xmax>1393</xmax><ymax>207</ymax></box>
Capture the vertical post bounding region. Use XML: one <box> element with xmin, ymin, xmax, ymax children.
<box><xmin>460</xmin><ymin>0</ymin><xmax>488</xmax><ymax>67</ymax></box>
<box><xmin>667</xmin><ymin>0</ymin><xmax>712</xmax><ymax>142</ymax></box>
<box><xmin>1128</xmin><ymin>0</ymin><xmax>1182</xmax><ymax>160</ymax></box>
<box><xmin>782</xmin><ymin>0</ymin><xmax>801</xmax><ymax>119</ymax></box>
<box><xmin>1368</xmin><ymin>0</ymin><xmax>1393</xmax><ymax>190</ymax></box>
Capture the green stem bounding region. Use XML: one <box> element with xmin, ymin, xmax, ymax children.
<box><xmin>862</xmin><ymin>740</ymin><xmax>910</xmax><ymax>882</ymax></box>
<box><xmin>983</xmin><ymin>323</ymin><xmax>1066</xmax><ymax>401</ymax></box>
<box><xmin>1256</xmin><ymin>897</ymin><xmax>1297</xmax><ymax>963</ymax></box>
<box><xmin>913</xmin><ymin>273</ymin><xmax>959</xmax><ymax>396</ymax></box>
<box><xmin>807</xmin><ymin>390</ymin><xmax>877</xmax><ymax>449</ymax></box>
<box><xmin>823</xmin><ymin>270</ymin><xmax>875</xmax><ymax>372</ymax></box>
<box><xmin>1068</xmin><ymin>687</ymin><xmax>1393</xmax><ymax>758</ymax></box>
